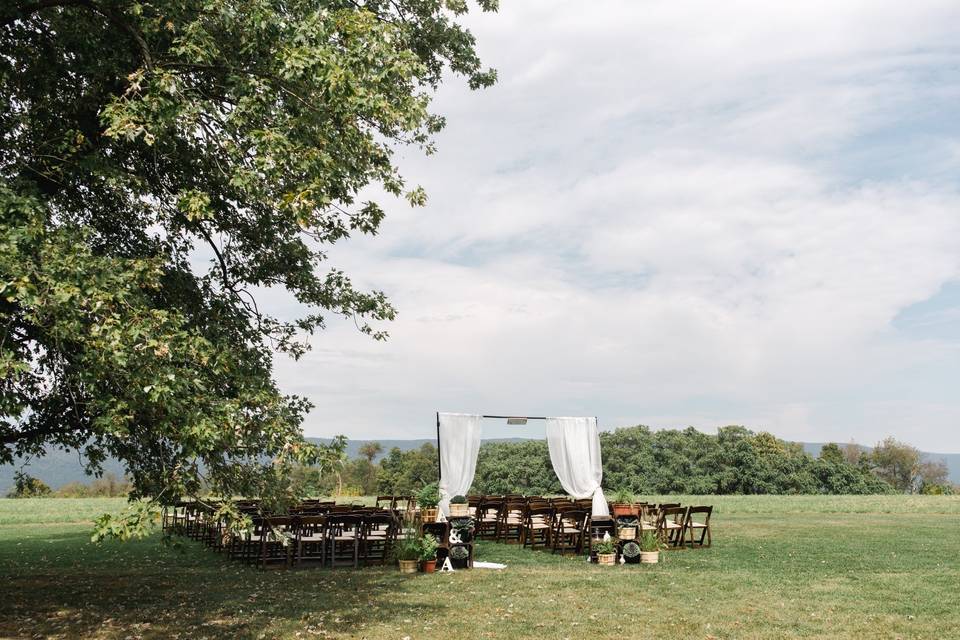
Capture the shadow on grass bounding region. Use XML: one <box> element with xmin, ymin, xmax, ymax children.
<box><xmin>0</xmin><ymin>526</ymin><xmax>452</xmax><ymax>639</ymax></box>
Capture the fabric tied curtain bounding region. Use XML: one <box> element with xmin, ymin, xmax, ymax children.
<box><xmin>545</xmin><ymin>416</ymin><xmax>609</xmax><ymax>517</ymax></box>
<box><xmin>437</xmin><ymin>412</ymin><xmax>483</xmax><ymax>519</ymax></box>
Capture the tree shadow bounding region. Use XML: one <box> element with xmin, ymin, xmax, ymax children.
<box><xmin>0</xmin><ymin>527</ymin><xmax>452</xmax><ymax>639</ymax></box>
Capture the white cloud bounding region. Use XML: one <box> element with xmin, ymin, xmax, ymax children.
<box><xmin>272</xmin><ymin>1</ymin><xmax>960</xmax><ymax>451</ymax></box>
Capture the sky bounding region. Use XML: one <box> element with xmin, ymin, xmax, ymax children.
<box><xmin>272</xmin><ymin>1</ymin><xmax>960</xmax><ymax>451</ymax></box>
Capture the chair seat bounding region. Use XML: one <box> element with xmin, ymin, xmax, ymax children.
<box><xmin>300</xmin><ymin>534</ymin><xmax>325</xmax><ymax>542</ymax></box>
<box><xmin>689</xmin><ymin>522</ymin><xmax>707</xmax><ymax>528</ymax></box>
<box><xmin>527</xmin><ymin>523</ymin><xmax>551</xmax><ymax>530</ymax></box>
<box><xmin>664</xmin><ymin>522</ymin><xmax>682</xmax><ymax>529</ymax></box>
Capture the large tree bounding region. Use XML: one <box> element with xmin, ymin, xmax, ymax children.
<box><xmin>0</xmin><ymin>0</ymin><xmax>496</xmax><ymax>534</ymax></box>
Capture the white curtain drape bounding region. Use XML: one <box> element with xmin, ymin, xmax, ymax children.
<box><xmin>437</xmin><ymin>412</ymin><xmax>483</xmax><ymax>519</ymax></box>
<box><xmin>545</xmin><ymin>416</ymin><xmax>609</xmax><ymax>517</ymax></box>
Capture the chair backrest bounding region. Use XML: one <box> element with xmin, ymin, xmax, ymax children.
<box><xmin>685</xmin><ymin>505</ymin><xmax>712</xmax><ymax>525</ymax></box>
<box><xmin>393</xmin><ymin>496</ymin><xmax>414</xmax><ymax>511</ymax></box>
<box><xmin>363</xmin><ymin>513</ymin><xmax>396</xmax><ymax>539</ymax></box>
<box><xmin>375</xmin><ymin>496</ymin><xmax>394</xmax><ymax>509</ymax></box>
<box><xmin>297</xmin><ymin>515</ymin><xmax>327</xmax><ymax>537</ymax></box>
<box><xmin>502</xmin><ymin>501</ymin><xmax>527</xmax><ymax>521</ymax></box>
<box><xmin>326</xmin><ymin>514</ymin><xmax>364</xmax><ymax>537</ymax></box>
<box><xmin>477</xmin><ymin>500</ymin><xmax>501</xmax><ymax>518</ymax></box>
<box><xmin>526</xmin><ymin>506</ymin><xmax>553</xmax><ymax>524</ymax></box>
<box><xmin>558</xmin><ymin>509</ymin><xmax>588</xmax><ymax>531</ymax></box>
<box><xmin>660</xmin><ymin>505</ymin><xmax>688</xmax><ymax>527</ymax></box>
<box><xmin>328</xmin><ymin>504</ymin><xmax>354</xmax><ymax>513</ymax></box>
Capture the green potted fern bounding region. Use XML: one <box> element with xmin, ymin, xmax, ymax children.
<box><xmin>419</xmin><ymin>532</ymin><xmax>439</xmax><ymax>573</ymax></box>
<box><xmin>416</xmin><ymin>483</ymin><xmax>440</xmax><ymax>523</ymax></box>
<box><xmin>594</xmin><ymin>536</ymin><xmax>618</xmax><ymax>565</ymax></box>
<box><xmin>392</xmin><ymin>529</ymin><xmax>421</xmax><ymax>574</ymax></box>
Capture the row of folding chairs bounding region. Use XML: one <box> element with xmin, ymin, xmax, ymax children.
<box><xmin>227</xmin><ymin>512</ymin><xmax>401</xmax><ymax>569</ymax></box>
<box><xmin>163</xmin><ymin>501</ymin><xmax>406</xmax><ymax>569</ymax></box>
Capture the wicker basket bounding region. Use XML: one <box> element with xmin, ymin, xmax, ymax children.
<box><xmin>597</xmin><ymin>553</ymin><xmax>617</xmax><ymax>566</ymax></box>
<box><xmin>449</xmin><ymin>503</ymin><xmax>470</xmax><ymax>517</ymax></box>
<box><xmin>618</xmin><ymin>526</ymin><xmax>637</xmax><ymax>540</ymax></box>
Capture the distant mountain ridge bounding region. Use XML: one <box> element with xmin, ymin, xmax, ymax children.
<box><xmin>2</xmin><ymin>437</ymin><xmax>958</xmax><ymax>492</ymax></box>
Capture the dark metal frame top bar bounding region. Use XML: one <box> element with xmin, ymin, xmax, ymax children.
<box><xmin>481</xmin><ymin>414</ymin><xmax>548</xmax><ymax>420</ymax></box>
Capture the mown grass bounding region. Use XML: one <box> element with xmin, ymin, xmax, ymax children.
<box><xmin>1</xmin><ymin>495</ymin><xmax>959</xmax><ymax>639</ymax></box>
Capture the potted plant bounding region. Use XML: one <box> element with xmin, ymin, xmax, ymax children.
<box><xmin>621</xmin><ymin>540</ymin><xmax>642</xmax><ymax>564</ymax></box>
<box><xmin>449</xmin><ymin>544</ymin><xmax>470</xmax><ymax>569</ymax></box>
<box><xmin>392</xmin><ymin>529</ymin><xmax>422</xmax><ymax>574</ymax></box>
<box><xmin>451</xmin><ymin>518</ymin><xmax>474</xmax><ymax>544</ymax></box>
<box><xmin>639</xmin><ymin>531</ymin><xmax>661</xmax><ymax>564</ymax></box>
<box><xmin>419</xmin><ymin>532</ymin><xmax>439</xmax><ymax>573</ymax></box>
<box><xmin>611</xmin><ymin>488</ymin><xmax>636</xmax><ymax>517</ymax></box>
<box><xmin>617</xmin><ymin>516</ymin><xmax>639</xmax><ymax>541</ymax></box>
<box><xmin>416</xmin><ymin>483</ymin><xmax>440</xmax><ymax>523</ymax></box>
<box><xmin>449</xmin><ymin>494</ymin><xmax>470</xmax><ymax>517</ymax></box>
<box><xmin>594</xmin><ymin>535</ymin><xmax>618</xmax><ymax>565</ymax></box>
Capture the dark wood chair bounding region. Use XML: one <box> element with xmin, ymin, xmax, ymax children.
<box><xmin>552</xmin><ymin>509</ymin><xmax>587</xmax><ymax>555</ymax></box>
<box><xmin>683</xmin><ymin>506</ymin><xmax>712</xmax><ymax>548</ymax></box>
<box><xmin>326</xmin><ymin>514</ymin><xmax>363</xmax><ymax>568</ymax></box>
<box><xmin>362</xmin><ymin>513</ymin><xmax>396</xmax><ymax>565</ymax></box>
<box><xmin>295</xmin><ymin>515</ymin><xmax>327</xmax><ymax>567</ymax></box>
<box><xmin>658</xmin><ymin>505</ymin><xmax>688</xmax><ymax>548</ymax></box>
<box><xmin>254</xmin><ymin>516</ymin><xmax>294</xmax><ymax>570</ymax></box>
<box><xmin>497</xmin><ymin>502</ymin><xmax>526</xmax><ymax>544</ymax></box>
<box><xmin>523</xmin><ymin>505</ymin><xmax>553</xmax><ymax>550</ymax></box>
<box><xmin>475</xmin><ymin>499</ymin><xmax>502</xmax><ymax>540</ymax></box>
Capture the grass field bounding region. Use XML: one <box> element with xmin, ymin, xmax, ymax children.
<box><xmin>2</xmin><ymin>496</ymin><xmax>959</xmax><ymax>639</ymax></box>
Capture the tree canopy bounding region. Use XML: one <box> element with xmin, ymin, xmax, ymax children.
<box><xmin>0</xmin><ymin>0</ymin><xmax>496</xmax><ymax>532</ymax></box>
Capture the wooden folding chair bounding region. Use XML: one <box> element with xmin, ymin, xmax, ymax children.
<box><xmin>362</xmin><ymin>513</ymin><xmax>396</xmax><ymax>565</ymax></box>
<box><xmin>475</xmin><ymin>499</ymin><xmax>502</xmax><ymax>540</ymax></box>
<box><xmin>523</xmin><ymin>505</ymin><xmax>553</xmax><ymax>550</ymax></box>
<box><xmin>295</xmin><ymin>515</ymin><xmax>327</xmax><ymax>567</ymax></box>
<box><xmin>326</xmin><ymin>514</ymin><xmax>363</xmax><ymax>568</ymax></box>
<box><xmin>254</xmin><ymin>516</ymin><xmax>294</xmax><ymax>570</ymax></box>
<box><xmin>551</xmin><ymin>509</ymin><xmax>587</xmax><ymax>555</ymax></box>
<box><xmin>683</xmin><ymin>506</ymin><xmax>712</xmax><ymax>548</ymax></box>
<box><xmin>497</xmin><ymin>501</ymin><xmax>526</xmax><ymax>544</ymax></box>
<box><xmin>658</xmin><ymin>506</ymin><xmax>688</xmax><ymax>548</ymax></box>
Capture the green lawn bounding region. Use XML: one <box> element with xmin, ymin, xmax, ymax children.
<box><xmin>2</xmin><ymin>496</ymin><xmax>959</xmax><ymax>639</ymax></box>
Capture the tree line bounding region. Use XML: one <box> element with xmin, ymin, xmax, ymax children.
<box><xmin>9</xmin><ymin>426</ymin><xmax>953</xmax><ymax>499</ymax></box>
<box><xmin>291</xmin><ymin>426</ymin><xmax>954</xmax><ymax>497</ymax></box>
